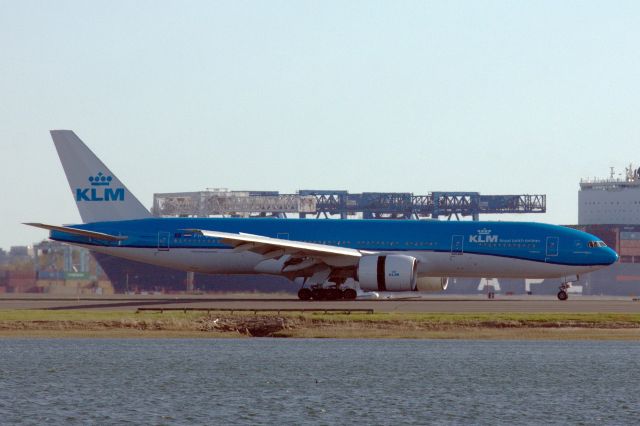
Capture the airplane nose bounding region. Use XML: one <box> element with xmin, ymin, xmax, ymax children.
<box><xmin>605</xmin><ymin>248</ymin><xmax>619</xmax><ymax>265</ymax></box>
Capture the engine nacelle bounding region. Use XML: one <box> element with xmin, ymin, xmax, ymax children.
<box><xmin>415</xmin><ymin>276</ymin><xmax>449</xmax><ymax>292</ymax></box>
<box><xmin>357</xmin><ymin>255</ymin><xmax>417</xmax><ymax>292</ymax></box>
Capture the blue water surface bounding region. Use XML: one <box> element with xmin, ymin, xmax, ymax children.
<box><xmin>0</xmin><ymin>339</ymin><xmax>638</xmax><ymax>425</ymax></box>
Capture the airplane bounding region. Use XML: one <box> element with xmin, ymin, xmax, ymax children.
<box><xmin>26</xmin><ymin>130</ymin><xmax>618</xmax><ymax>301</ymax></box>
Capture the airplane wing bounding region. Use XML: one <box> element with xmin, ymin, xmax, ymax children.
<box><xmin>185</xmin><ymin>229</ymin><xmax>365</xmax><ymax>258</ymax></box>
<box><xmin>24</xmin><ymin>223</ymin><xmax>128</xmax><ymax>242</ymax></box>
<box><xmin>184</xmin><ymin>228</ymin><xmax>374</xmax><ymax>278</ymax></box>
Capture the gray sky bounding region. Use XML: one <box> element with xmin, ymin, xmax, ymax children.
<box><xmin>1</xmin><ymin>1</ymin><xmax>638</xmax><ymax>250</ymax></box>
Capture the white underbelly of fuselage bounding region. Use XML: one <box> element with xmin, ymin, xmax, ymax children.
<box><xmin>75</xmin><ymin>245</ymin><xmax>598</xmax><ymax>279</ymax></box>
<box><xmin>412</xmin><ymin>251</ymin><xmax>599</xmax><ymax>278</ymax></box>
<box><xmin>79</xmin><ymin>245</ymin><xmax>263</xmax><ymax>274</ymax></box>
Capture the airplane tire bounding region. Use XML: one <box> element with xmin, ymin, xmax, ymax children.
<box><xmin>557</xmin><ymin>290</ymin><xmax>568</xmax><ymax>301</ymax></box>
<box><xmin>327</xmin><ymin>288</ymin><xmax>342</xmax><ymax>300</ymax></box>
<box><xmin>298</xmin><ymin>288</ymin><xmax>312</xmax><ymax>301</ymax></box>
<box><xmin>342</xmin><ymin>289</ymin><xmax>357</xmax><ymax>300</ymax></box>
<box><xmin>311</xmin><ymin>289</ymin><xmax>325</xmax><ymax>301</ymax></box>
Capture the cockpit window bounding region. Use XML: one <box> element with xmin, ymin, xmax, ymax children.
<box><xmin>588</xmin><ymin>241</ymin><xmax>607</xmax><ymax>248</ymax></box>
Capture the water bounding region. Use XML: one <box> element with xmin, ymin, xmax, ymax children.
<box><xmin>0</xmin><ymin>339</ymin><xmax>638</xmax><ymax>425</ymax></box>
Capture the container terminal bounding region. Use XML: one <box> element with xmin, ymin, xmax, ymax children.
<box><xmin>2</xmin><ymin>168</ymin><xmax>639</xmax><ymax>297</ymax></box>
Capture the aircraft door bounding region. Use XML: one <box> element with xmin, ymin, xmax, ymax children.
<box><xmin>546</xmin><ymin>236</ymin><xmax>559</xmax><ymax>257</ymax></box>
<box><xmin>158</xmin><ymin>232</ymin><xmax>170</xmax><ymax>251</ymax></box>
<box><xmin>451</xmin><ymin>235</ymin><xmax>464</xmax><ymax>255</ymax></box>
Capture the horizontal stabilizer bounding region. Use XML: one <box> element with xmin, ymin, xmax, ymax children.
<box><xmin>24</xmin><ymin>223</ymin><xmax>127</xmax><ymax>241</ymax></box>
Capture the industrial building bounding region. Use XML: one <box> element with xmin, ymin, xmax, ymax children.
<box><xmin>152</xmin><ymin>189</ymin><xmax>546</xmax><ymax>220</ymax></box>
<box><xmin>579</xmin><ymin>165</ymin><xmax>640</xmax><ymax>225</ymax></box>
<box><xmin>573</xmin><ymin>164</ymin><xmax>640</xmax><ymax>294</ymax></box>
<box><xmin>0</xmin><ymin>241</ymin><xmax>114</xmax><ymax>295</ymax></box>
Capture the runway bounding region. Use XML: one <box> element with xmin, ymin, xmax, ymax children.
<box><xmin>0</xmin><ymin>294</ymin><xmax>639</xmax><ymax>313</ymax></box>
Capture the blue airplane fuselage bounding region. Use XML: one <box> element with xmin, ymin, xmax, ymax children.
<box><xmin>49</xmin><ymin>217</ymin><xmax>618</xmax><ymax>278</ymax></box>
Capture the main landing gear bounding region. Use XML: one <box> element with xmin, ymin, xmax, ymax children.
<box><xmin>297</xmin><ymin>286</ymin><xmax>357</xmax><ymax>301</ymax></box>
<box><xmin>296</xmin><ymin>270</ymin><xmax>357</xmax><ymax>301</ymax></box>
<box><xmin>557</xmin><ymin>283</ymin><xmax>570</xmax><ymax>301</ymax></box>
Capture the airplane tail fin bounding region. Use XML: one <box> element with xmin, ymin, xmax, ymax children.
<box><xmin>50</xmin><ymin>130</ymin><xmax>152</xmax><ymax>223</ymax></box>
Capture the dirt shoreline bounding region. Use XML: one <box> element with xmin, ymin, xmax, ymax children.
<box><xmin>1</xmin><ymin>311</ymin><xmax>639</xmax><ymax>339</ymax></box>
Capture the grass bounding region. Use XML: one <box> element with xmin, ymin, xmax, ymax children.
<box><xmin>307</xmin><ymin>311</ymin><xmax>640</xmax><ymax>323</ymax></box>
<box><xmin>0</xmin><ymin>310</ymin><xmax>639</xmax><ymax>339</ymax></box>
<box><xmin>0</xmin><ymin>309</ymin><xmax>202</xmax><ymax>322</ymax></box>
<box><xmin>2</xmin><ymin>310</ymin><xmax>640</xmax><ymax>323</ymax></box>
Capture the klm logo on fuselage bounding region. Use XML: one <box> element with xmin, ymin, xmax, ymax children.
<box><xmin>75</xmin><ymin>172</ymin><xmax>125</xmax><ymax>202</ymax></box>
<box><xmin>469</xmin><ymin>228</ymin><xmax>498</xmax><ymax>243</ymax></box>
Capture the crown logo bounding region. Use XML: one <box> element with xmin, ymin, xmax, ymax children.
<box><xmin>88</xmin><ymin>172</ymin><xmax>113</xmax><ymax>186</ymax></box>
<box><xmin>477</xmin><ymin>228</ymin><xmax>492</xmax><ymax>235</ymax></box>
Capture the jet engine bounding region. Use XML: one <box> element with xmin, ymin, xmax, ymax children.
<box><xmin>415</xmin><ymin>276</ymin><xmax>449</xmax><ymax>292</ymax></box>
<box><xmin>357</xmin><ymin>255</ymin><xmax>417</xmax><ymax>291</ymax></box>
